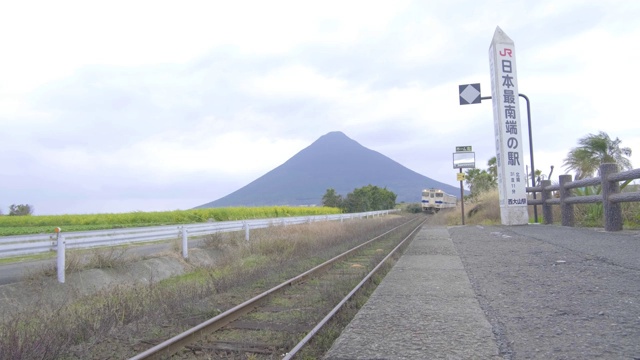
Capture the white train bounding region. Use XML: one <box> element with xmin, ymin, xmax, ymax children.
<box><xmin>421</xmin><ymin>188</ymin><xmax>457</xmax><ymax>213</ymax></box>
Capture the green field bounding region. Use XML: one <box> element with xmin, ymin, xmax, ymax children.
<box><xmin>0</xmin><ymin>207</ymin><xmax>342</xmax><ymax>236</ymax></box>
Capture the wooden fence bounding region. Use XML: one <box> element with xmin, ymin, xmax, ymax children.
<box><xmin>526</xmin><ymin>163</ymin><xmax>640</xmax><ymax>231</ymax></box>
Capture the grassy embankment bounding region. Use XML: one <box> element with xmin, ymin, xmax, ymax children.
<box><xmin>0</xmin><ymin>206</ymin><xmax>342</xmax><ymax>236</ymax></box>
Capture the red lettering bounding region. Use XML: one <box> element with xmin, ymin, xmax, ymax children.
<box><xmin>499</xmin><ymin>48</ymin><xmax>512</xmax><ymax>57</ymax></box>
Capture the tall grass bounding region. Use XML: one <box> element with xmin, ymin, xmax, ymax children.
<box><xmin>0</xmin><ymin>206</ymin><xmax>341</xmax><ymax>236</ymax></box>
<box><xmin>444</xmin><ymin>189</ymin><xmax>501</xmax><ymax>225</ymax></box>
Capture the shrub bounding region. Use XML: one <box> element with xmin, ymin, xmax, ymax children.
<box><xmin>8</xmin><ymin>204</ymin><xmax>33</xmax><ymax>216</ymax></box>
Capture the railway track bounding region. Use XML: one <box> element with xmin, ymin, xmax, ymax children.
<box><xmin>130</xmin><ymin>216</ymin><xmax>425</xmax><ymax>359</ymax></box>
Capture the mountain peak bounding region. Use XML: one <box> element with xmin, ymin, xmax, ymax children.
<box><xmin>320</xmin><ymin>131</ymin><xmax>348</xmax><ymax>139</ymax></box>
<box><xmin>196</xmin><ymin>132</ymin><xmax>460</xmax><ymax>208</ymax></box>
<box><xmin>312</xmin><ymin>131</ymin><xmax>357</xmax><ymax>146</ymax></box>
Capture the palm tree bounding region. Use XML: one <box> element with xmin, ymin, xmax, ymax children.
<box><xmin>464</xmin><ymin>168</ymin><xmax>482</xmax><ymax>194</ymax></box>
<box><xmin>563</xmin><ymin>131</ymin><xmax>632</xmax><ymax>180</ymax></box>
<box><xmin>487</xmin><ymin>156</ymin><xmax>497</xmax><ymax>180</ymax></box>
<box><xmin>464</xmin><ymin>168</ymin><xmax>496</xmax><ymax>196</ymax></box>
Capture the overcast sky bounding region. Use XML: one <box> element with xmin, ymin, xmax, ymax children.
<box><xmin>1</xmin><ymin>0</ymin><xmax>639</xmax><ymax>215</ymax></box>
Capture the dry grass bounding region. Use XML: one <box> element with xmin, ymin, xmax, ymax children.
<box><xmin>622</xmin><ymin>202</ymin><xmax>640</xmax><ymax>228</ymax></box>
<box><xmin>445</xmin><ymin>189</ymin><xmax>501</xmax><ymax>225</ymax></box>
<box><xmin>0</xmin><ymin>215</ymin><xmax>410</xmax><ymax>360</ymax></box>
<box><xmin>23</xmin><ymin>247</ymin><xmax>133</xmax><ymax>281</ymax></box>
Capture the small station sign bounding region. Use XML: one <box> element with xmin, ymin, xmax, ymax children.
<box><xmin>458</xmin><ymin>83</ymin><xmax>481</xmax><ymax>105</ymax></box>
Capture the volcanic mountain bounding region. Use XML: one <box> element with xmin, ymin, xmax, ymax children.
<box><xmin>195</xmin><ymin>131</ymin><xmax>460</xmax><ymax>208</ymax></box>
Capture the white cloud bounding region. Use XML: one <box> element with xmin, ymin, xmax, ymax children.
<box><xmin>1</xmin><ymin>0</ymin><xmax>639</xmax><ymax>214</ymax></box>
<box><xmin>247</xmin><ymin>64</ymin><xmax>350</xmax><ymax>100</ymax></box>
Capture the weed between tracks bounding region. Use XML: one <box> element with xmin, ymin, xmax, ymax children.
<box><xmin>0</xmin><ymin>214</ymin><xmax>414</xmax><ymax>359</ymax></box>
<box><xmin>294</xmin><ymin>237</ymin><xmax>404</xmax><ymax>359</ymax></box>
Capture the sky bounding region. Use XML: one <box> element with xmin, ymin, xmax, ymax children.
<box><xmin>1</xmin><ymin>0</ymin><xmax>639</xmax><ymax>215</ymax></box>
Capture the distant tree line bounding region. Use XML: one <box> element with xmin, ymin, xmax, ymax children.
<box><xmin>0</xmin><ymin>204</ymin><xmax>34</xmax><ymax>216</ymax></box>
<box><xmin>322</xmin><ymin>185</ymin><xmax>396</xmax><ymax>213</ymax></box>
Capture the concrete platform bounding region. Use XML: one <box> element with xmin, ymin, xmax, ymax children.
<box><xmin>324</xmin><ymin>226</ymin><xmax>500</xmax><ymax>359</ymax></box>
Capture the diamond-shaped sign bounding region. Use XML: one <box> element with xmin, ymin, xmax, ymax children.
<box><xmin>459</xmin><ymin>83</ymin><xmax>481</xmax><ymax>105</ymax></box>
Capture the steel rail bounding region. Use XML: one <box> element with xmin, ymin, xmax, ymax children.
<box><xmin>282</xmin><ymin>217</ymin><xmax>426</xmax><ymax>359</ymax></box>
<box><xmin>129</xmin><ymin>216</ymin><xmax>420</xmax><ymax>360</ymax></box>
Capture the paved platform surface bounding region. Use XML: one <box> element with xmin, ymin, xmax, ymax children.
<box><xmin>324</xmin><ymin>225</ymin><xmax>640</xmax><ymax>360</ymax></box>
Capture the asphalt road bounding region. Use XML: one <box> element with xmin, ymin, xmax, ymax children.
<box><xmin>450</xmin><ymin>224</ymin><xmax>640</xmax><ymax>359</ymax></box>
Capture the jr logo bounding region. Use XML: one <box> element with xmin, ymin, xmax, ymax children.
<box><xmin>499</xmin><ymin>48</ymin><xmax>513</xmax><ymax>57</ymax></box>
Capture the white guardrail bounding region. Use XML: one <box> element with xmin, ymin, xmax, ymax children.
<box><xmin>2</xmin><ymin>210</ymin><xmax>398</xmax><ymax>283</ymax></box>
<box><xmin>0</xmin><ymin>210</ymin><xmax>398</xmax><ymax>260</ymax></box>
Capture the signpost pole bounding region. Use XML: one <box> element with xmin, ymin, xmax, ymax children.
<box><xmin>453</xmin><ymin>146</ymin><xmax>473</xmax><ymax>225</ymax></box>
<box><xmin>459</xmin><ymin>168</ymin><xmax>465</xmax><ymax>225</ymax></box>
<box><xmin>520</xmin><ymin>93</ymin><xmax>538</xmax><ymax>223</ymax></box>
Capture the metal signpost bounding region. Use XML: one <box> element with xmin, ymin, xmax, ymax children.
<box><xmin>453</xmin><ymin>147</ymin><xmax>475</xmax><ymax>225</ymax></box>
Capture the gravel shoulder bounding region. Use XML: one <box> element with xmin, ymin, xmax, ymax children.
<box><xmin>449</xmin><ymin>224</ymin><xmax>640</xmax><ymax>359</ymax></box>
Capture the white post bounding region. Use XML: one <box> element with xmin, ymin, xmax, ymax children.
<box><xmin>489</xmin><ymin>26</ymin><xmax>529</xmax><ymax>225</ymax></box>
<box><xmin>181</xmin><ymin>227</ymin><xmax>188</xmax><ymax>259</ymax></box>
<box><xmin>55</xmin><ymin>228</ymin><xmax>65</xmax><ymax>283</ymax></box>
<box><xmin>244</xmin><ymin>221</ymin><xmax>250</xmax><ymax>241</ymax></box>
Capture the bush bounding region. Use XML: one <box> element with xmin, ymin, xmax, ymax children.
<box><xmin>404</xmin><ymin>203</ymin><xmax>423</xmax><ymax>213</ymax></box>
<box><xmin>9</xmin><ymin>204</ymin><xmax>33</xmax><ymax>216</ymax></box>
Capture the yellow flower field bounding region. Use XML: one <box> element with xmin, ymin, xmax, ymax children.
<box><xmin>0</xmin><ymin>206</ymin><xmax>341</xmax><ymax>236</ymax></box>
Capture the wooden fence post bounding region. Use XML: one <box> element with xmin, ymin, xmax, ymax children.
<box><xmin>540</xmin><ymin>180</ymin><xmax>553</xmax><ymax>224</ymax></box>
<box><xmin>559</xmin><ymin>175</ymin><xmax>575</xmax><ymax>227</ymax></box>
<box><xmin>600</xmin><ymin>163</ymin><xmax>623</xmax><ymax>231</ymax></box>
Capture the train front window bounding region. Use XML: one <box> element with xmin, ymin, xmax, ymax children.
<box><xmin>436</xmin><ymin>193</ymin><xmax>443</xmax><ymax>197</ymax></box>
